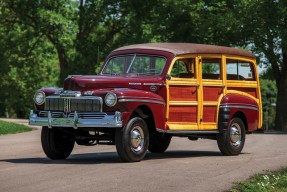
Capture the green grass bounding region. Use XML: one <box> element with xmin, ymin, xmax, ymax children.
<box><xmin>0</xmin><ymin>120</ymin><xmax>33</xmax><ymax>135</ymax></box>
<box><xmin>230</xmin><ymin>168</ymin><xmax>287</xmax><ymax>192</ymax></box>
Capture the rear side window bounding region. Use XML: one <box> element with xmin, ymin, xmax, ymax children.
<box><xmin>202</xmin><ymin>58</ymin><xmax>221</xmax><ymax>80</ymax></box>
<box><xmin>226</xmin><ymin>59</ymin><xmax>255</xmax><ymax>81</ymax></box>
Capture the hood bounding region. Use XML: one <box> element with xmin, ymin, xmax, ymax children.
<box><xmin>63</xmin><ymin>75</ymin><xmax>164</xmax><ymax>92</ymax></box>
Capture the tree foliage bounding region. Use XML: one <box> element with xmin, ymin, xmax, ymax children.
<box><xmin>0</xmin><ymin>2</ymin><xmax>59</xmax><ymax>117</ymax></box>
<box><xmin>0</xmin><ymin>0</ymin><xmax>286</xmax><ymax>131</ymax></box>
<box><xmin>233</xmin><ymin>0</ymin><xmax>287</xmax><ymax>131</ymax></box>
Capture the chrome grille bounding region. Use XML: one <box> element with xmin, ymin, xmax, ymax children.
<box><xmin>38</xmin><ymin>111</ymin><xmax>107</xmax><ymax>120</ymax></box>
<box><xmin>39</xmin><ymin>111</ymin><xmax>64</xmax><ymax>118</ymax></box>
<box><xmin>45</xmin><ymin>97</ymin><xmax>102</xmax><ymax>112</ymax></box>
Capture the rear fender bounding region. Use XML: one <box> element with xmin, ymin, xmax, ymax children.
<box><xmin>219</xmin><ymin>92</ymin><xmax>260</xmax><ymax>132</ymax></box>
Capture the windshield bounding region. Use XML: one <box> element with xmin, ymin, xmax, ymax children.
<box><xmin>102</xmin><ymin>54</ymin><xmax>166</xmax><ymax>76</ymax></box>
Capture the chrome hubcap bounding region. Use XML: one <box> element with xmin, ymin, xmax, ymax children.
<box><xmin>230</xmin><ymin>123</ymin><xmax>241</xmax><ymax>147</ymax></box>
<box><xmin>130</xmin><ymin>126</ymin><xmax>144</xmax><ymax>152</ymax></box>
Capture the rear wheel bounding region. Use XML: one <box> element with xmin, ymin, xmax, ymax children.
<box><xmin>115</xmin><ymin>117</ymin><xmax>149</xmax><ymax>162</ymax></box>
<box><xmin>148</xmin><ymin>133</ymin><xmax>171</xmax><ymax>153</ymax></box>
<box><xmin>217</xmin><ymin>117</ymin><xmax>246</xmax><ymax>156</ymax></box>
<box><xmin>41</xmin><ymin>126</ymin><xmax>75</xmax><ymax>160</ymax></box>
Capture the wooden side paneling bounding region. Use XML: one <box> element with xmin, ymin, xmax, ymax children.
<box><xmin>203</xmin><ymin>87</ymin><xmax>223</xmax><ymax>101</ymax></box>
<box><xmin>169</xmin><ymin>86</ymin><xmax>197</xmax><ymax>101</ymax></box>
<box><xmin>202</xmin><ymin>106</ymin><xmax>217</xmax><ymax>122</ymax></box>
<box><xmin>168</xmin><ymin>106</ymin><xmax>197</xmax><ymax>122</ymax></box>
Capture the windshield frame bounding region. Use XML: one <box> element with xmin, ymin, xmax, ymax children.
<box><xmin>101</xmin><ymin>54</ymin><xmax>167</xmax><ymax>76</ymax></box>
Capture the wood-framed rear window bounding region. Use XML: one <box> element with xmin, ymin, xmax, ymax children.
<box><xmin>202</xmin><ymin>58</ymin><xmax>221</xmax><ymax>80</ymax></box>
<box><xmin>226</xmin><ymin>59</ymin><xmax>255</xmax><ymax>81</ymax></box>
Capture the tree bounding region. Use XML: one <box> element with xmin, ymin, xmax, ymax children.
<box><xmin>233</xmin><ymin>0</ymin><xmax>287</xmax><ymax>131</ymax></box>
<box><xmin>3</xmin><ymin>0</ymin><xmax>157</xmax><ymax>81</ymax></box>
<box><xmin>150</xmin><ymin>0</ymin><xmax>287</xmax><ymax>131</ymax></box>
<box><xmin>3</xmin><ymin>0</ymin><xmax>77</xmax><ymax>82</ymax></box>
<box><xmin>0</xmin><ymin>8</ymin><xmax>59</xmax><ymax>117</ymax></box>
<box><xmin>1</xmin><ymin>0</ymin><xmax>285</xmax><ymax>126</ymax></box>
<box><xmin>0</xmin><ymin>0</ymin><xmax>157</xmax><ymax>117</ymax></box>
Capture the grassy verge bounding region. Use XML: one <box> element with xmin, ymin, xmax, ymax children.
<box><xmin>0</xmin><ymin>120</ymin><xmax>32</xmax><ymax>135</ymax></box>
<box><xmin>230</xmin><ymin>168</ymin><xmax>287</xmax><ymax>192</ymax></box>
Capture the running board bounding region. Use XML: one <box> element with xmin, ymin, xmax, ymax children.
<box><xmin>156</xmin><ymin>128</ymin><xmax>219</xmax><ymax>135</ymax></box>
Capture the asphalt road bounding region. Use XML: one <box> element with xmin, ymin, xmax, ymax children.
<box><xmin>1</xmin><ymin>119</ymin><xmax>287</xmax><ymax>192</ymax></box>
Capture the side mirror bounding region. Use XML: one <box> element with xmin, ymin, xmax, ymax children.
<box><xmin>165</xmin><ymin>74</ymin><xmax>171</xmax><ymax>81</ymax></box>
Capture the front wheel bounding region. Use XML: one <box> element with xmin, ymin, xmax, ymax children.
<box><xmin>41</xmin><ymin>126</ymin><xmax>75</xmax><ymax>160</ymax></box>
<box><xmin>115</xmin><ymin>117</ymin><xmax>149</xmax><ymax>162</ymax></box>
<box><xmin>217</xmin><ymin>117</ymin><xmax>246</xmax><ymax>156</ymax></box>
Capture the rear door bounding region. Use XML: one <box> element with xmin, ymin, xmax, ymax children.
<box><xmin>166</xmin><ymin>56</ymin><xmax>201</xmax><ymax>131</ymax></box>
<box><xmin>200</xmin><ymin>56</ymin><xmax>225</xmax><ymax>130</ymax></box>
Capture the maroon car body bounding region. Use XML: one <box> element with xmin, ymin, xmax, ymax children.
<box><xmin>30</xmin><ymin>43</ymin><xmax>262</xmax><ymax>162</ymax></box>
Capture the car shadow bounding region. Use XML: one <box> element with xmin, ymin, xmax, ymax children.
<box><xmin>145</xmin><ymin>150</ymin><xmax>222</xmax><ymax>160</ymax></box>
<box><xmin>0</xmin><ymin>150</ymin><xmax>224</xmax><ymax>165</ymax></box>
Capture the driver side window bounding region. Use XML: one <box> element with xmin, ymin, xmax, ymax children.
<box><xmin>170</xmin><ymin>59</ymin><xmax>195</xmax><ymax>78</ymax></box>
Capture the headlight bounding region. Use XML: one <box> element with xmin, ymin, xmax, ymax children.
<box><xmin>105</xmin><ymin>92</ymin><xmax>117</xmax><ymax>107</ymax></box>
<box><xmin>34</xmin><ymin>91</ymin><xmax>45</xmax><ymax>105</ymax></box>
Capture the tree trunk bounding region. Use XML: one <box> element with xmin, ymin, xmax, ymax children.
<box><xmin>56</xmin><ymin>46</ymin><xmax>69</xmax><ymax>83</ymax></box>
<box><xmin>275</xmin><ymin>81</ymin><xmax>287</xmax><ymax>131</ymax></box>
<box><xmin>275</xmin><ymin>51</ymin><xmax>287</xmax><ymax>132</ymax></box>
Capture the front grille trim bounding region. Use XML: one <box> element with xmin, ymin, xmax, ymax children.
<box><xmin>44</xmin><ymin>96</ymin><xmax>103</xmax><ymax>112</ymax></box>
<box><xmin>38</xmin><ymin>111</ymin><xmax>108</xmax><ymax>120</ymax></box>
<box><xmin>59</xmin><ymin>91</ymin><xmax>81</xmax><ymax>98</ymax></box>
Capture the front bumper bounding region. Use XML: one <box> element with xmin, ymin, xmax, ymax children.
<box><xmin>29</xmin><ymin>110</ymin><xmax>123</xmax><ymax>129</ymax></box>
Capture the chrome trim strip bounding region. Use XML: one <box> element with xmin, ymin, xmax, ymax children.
<box><xmin>220</xmin><ymin>104</ymin><xmax>258</xmax><ymax>111</ymax></box>
<box><xmin>221</xmin><ymin>103</ymin><xmax>258</xmax><ymax>108</ymax></box>
<box><xmin>118</xmin><ymin>99</ymin><xmax>165</xmax><ymax>105</ymax></box>
<box><xmin>118</xmin><ymin>95</ymin><xmax>164</xmax><ymax>101</ymax></box>
<box><xmin>46</xmin><ymin>95</ymin><xmax>103</xmax><ymax>100</ymax></box>
<box><xmin>29</xmin><ymin>110</ymin><xmax>122</xmax><ymax>129</ymax></box>
<box><xmin>128</xmin><ymin>82</ymin><xmax>142</xmax><ymax>85</ymax></box>
<box><xmin>143</xmin><ymin>83</ymin><xmax>164</xmax><ymax>86</ymax></box>
<box><xmin>156</xmin><ymin>128</ymin><xmax>219</xmax><ymax>134</ymax></box>
<box><xmin>60</xmin><ymin>90</ymin><xmax>81</xmax><ymax>98</ymax></box>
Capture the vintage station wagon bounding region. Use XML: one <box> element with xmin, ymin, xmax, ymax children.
<box><xmin>29</xmin><ymin>43</ymin><xmax>263</xmax><ymax>162</ymax></box>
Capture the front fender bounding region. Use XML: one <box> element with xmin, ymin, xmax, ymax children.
<box><xmin>91</xmin><ymin>88</ymin><xmax>166</xmax><ymax>129</ymax></box>
<box><xmin>34</xmin><ymin>87</ymin><xmax>62</xmax><ymax>110</ymax></box>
